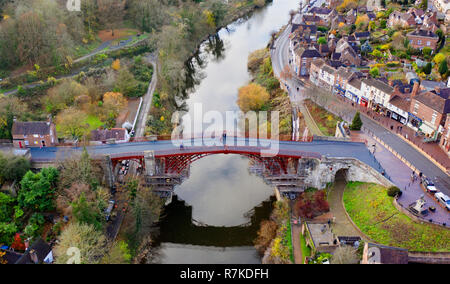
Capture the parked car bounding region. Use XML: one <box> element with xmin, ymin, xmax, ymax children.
<box><xmin>422</xmin><ymin>178</ymin><xmax>438</xmax><ymax>194</ymax></box>
<box><xmin>105</xmin><ymin>200</ymin><xmax>116</xmax><ymax>221</ymax></box>
<box><xmin>435</xmin><ymin>192</ymin><xmax>450</xmax><ymax>211</ymax></box>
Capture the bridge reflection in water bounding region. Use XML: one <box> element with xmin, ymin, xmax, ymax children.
<box><xmin>156</xmin><ymin>195</ymin><xmax>276</xmax><ymax>247</ymax></box>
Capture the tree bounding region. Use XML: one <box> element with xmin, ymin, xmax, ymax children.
<box><xmin>331</xmin><ymin>246</ymin><xmax>359</xmax><ymax>264</ymax></box>
<box><xmin>97</xmin><ymin>0</ymin><xmax>126</xmax><ymax>37</ymax></box>
<box><xmin>111</xmin><ymin>59</ymin><xmax>120</xmax><ymax>71</ymax></box>
<box><xmin>254</xmin><ymin>220</ymin><xmax>277</xmax><ymax>255</ymax></box>
<box><xmin>71</xmin><ymin>193</ymin><xmax>104</xmax><ymax>231</ymax></box>
<box><xmin>439</xmin><ymin>59</ymin><xmax>448</xmax><ymax>76</ymax></box>
<box><xmin>422</xmin><ymin>47</ymin><xmax>432</xmax><ymax>58</ymax></box>
<box><xmin>56</xmin><ymin>108</ymin><xmax>89</xmax><ymax>140</ymax></box>
<box><xmin>423</xmin><ymin>62</ymin><xmax>432</xmax><ymax>75</ymax></box>
<box><xmin>434</xmin><ymin>53</ymin><xmax>446</xmax><ymax>65</ymax></box>
<box><xmin>54</xmin><ymin>223</ymin><xmax>106</xmax><ymax>264</ymax></box>
<box><xmin>350</xmin><ymin>112</ymin><xmax>363</xmax><ymax>131</ymax></box>
<box><xmin>369</xmin><ymin>67</ymin><xmax>380</xmax><ymax>78</ymax></box>
<box><xmin>317</xmin><ymin>37</ymin><xmax>327</xmax><ymax>45</ymax></box>
<box><xmin>57</xmin><ymin>148</ymin><xmax>102</xmax><ymax>191</ymax></box>
<box><xmin>103</xmin><ymin>92</ymin><xmax>127</xmax><ymax>118</ymax></box>
<box><xmin>101</xmin><ymin>241</ymin><xmax>132</xmax><ymax>264</ymax></box>
<box><xmin>237</xmin><ymin>83</ymin><xmax>270</xmax><ymax>112</ymax></box>
<box><xmin>0</xmin><ymin>153</ymin><xmax>30</xmax><ymax>182</ymax></box>
<box><xmin>0</xmin><ymin>192</ymin><xmax>14</xmax><ymax>223</ymax></box>
<box><xmin>18</xmin><ymin>167</ymin><xmax>59</xmax><ymax>212</ymax></box>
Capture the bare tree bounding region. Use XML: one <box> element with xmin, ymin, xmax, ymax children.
<box><xmin>331</xmin><ymin>246</ymin><xmax>360</xmax><ymax>264</ymax></box>
<box><xmin>97</xmin><ymin>0</ymin><xmax>125</xmax><ymax>37</ymax></box>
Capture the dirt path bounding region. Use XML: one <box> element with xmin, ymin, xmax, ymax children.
<box><xmin>291</xmin><ymin>223</ymin><xmax>303</xmax><ymax>264</ymax></box>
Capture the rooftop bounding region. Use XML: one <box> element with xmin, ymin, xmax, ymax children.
<box><xmin>414</xmin><ymin>88</ymin><xmax>450</xmax><ymax>114</ymax></box>
<box><xmin>12</xmin><ymin>121</ymin><xmax>52</xmax><ymax>136</ymax></box>
<box><xmin>91</xmin><ymin>128</ymin><xmax>129</xmax><ymax>142</ymax></box>
<box><xmin>407</xmin><ymin>29</ymin><xmax>438</xmax><ymax>38</ymax></box>
<box><xmin>363</xmin><ymin>78</ymin><xmax>394</xmax><ymax>94</ymax></box>
<box><xmin>366</xmin><ymin>243</ymin><xmax>409</xmax><ymax>264</ymax></box>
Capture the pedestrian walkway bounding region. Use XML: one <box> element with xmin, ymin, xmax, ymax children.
<box><xmin>291</xmin><ymin>223</ymin><xmax>303</xmax><ymax>264</ymax></box>
<box><xmin>327</xmin><ymin>174</ymin><xmax>366</xmax><ymax>239</ymax></box>
<box><xmin>299</xmin><ymin>103</ymin><xmax>323</xmax><ymax>136</ymax></box>
<box><xmin>351</xmin><ymin>131</ymin><xmax>450</xmax><ymax>225</ymax></box>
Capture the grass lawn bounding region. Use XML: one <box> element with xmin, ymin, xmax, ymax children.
<box><xmin>343</xmin><ymin>182</ymin><xmax>450</xmax><ymax>252</ymax></box>
<box><xmin>299</xmin><ymin>232</ymin><xmax>311</xmax><ymax>264</ymax></box>
<box><xmin>285</xmin><ymin>219</ymin><xmax>294</xmax><ymax>263</ymax></box>
<box><xmin>305</xmin><ymin>99</ymin><xmax>341</xmax><ymax>136</ymax></box>
<box><xmin>56</xmin><ymin>115</ymin><xmax>104</xmax><ymax>138</ymax></box>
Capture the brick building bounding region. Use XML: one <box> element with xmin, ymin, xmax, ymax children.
<box><xmin>407</xmin><ymin>29</ymin><xmax>439</xmax><ymax>51</ymax></box>
<box><xmin>12</xmin><ymin>120</ymin><xmax>57</xmax><ymax>148</ymax></box>
<box><xmin>409</xmin><ymin>87</ymin><xmax>450</xmax><ymax>135</ymax></box>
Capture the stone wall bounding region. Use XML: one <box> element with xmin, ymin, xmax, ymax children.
<box><xmin>301</xmin><ymin>157</ymin><xmax>394</xmax><ymax>189</ymax></box>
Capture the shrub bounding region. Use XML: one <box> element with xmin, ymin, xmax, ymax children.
<box><xmin>350</xmin><ymin>112</ymin><xmax>363</xmax><ymax>131</ymax></box>
<box><xmin>387</xmin><ymin>186</ymin><xmax>401</xmax><ymax>197</ymax></box>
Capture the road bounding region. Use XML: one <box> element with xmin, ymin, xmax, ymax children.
<box><xmin>135</xmin><ymin>54</ymin><xmax>158</xmax><ymax>138</ymax></box>
<box><xmin>270</xmin><ymin>6</ymin><xmax>450</xmax><ymax>191</ymax></box>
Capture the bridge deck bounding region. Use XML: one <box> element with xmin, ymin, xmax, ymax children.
<box><xmin>29</xmin><ymin>138</ymin><xmax>384</xmax><ymax>174</ymax></box>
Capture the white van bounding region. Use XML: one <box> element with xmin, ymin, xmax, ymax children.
<box><xmin>435</xmin><ymin>192</ymin><xmax>450</xmax><ymax>211</ymax></box>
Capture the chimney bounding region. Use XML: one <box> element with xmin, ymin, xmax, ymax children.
<box><xmin>319</xmin><ymin>43</ymin><xmax>323</xmax><ymax>54</ymax></box>
<box><xmin>29</xmin><ymin>249</ymin><xmax>39</xmax><ymax>264</ymax></box>
<box><xmin>47</xmin><ymin>114</ymin><xmax>52</xmax><ymax>126</ymax></box>
<box><xmin>388</xmin><ymin>80</ymin><xmax>394</xmax><ymax>86</ymax></box>
<box><xmin>411</xmin><ymin>81</ymin><xmax>420</xmax><ymax>97</ymax></box>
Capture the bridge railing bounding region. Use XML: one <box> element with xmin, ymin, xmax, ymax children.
<box><xmin>129</xmin><ymin>132</ymin><xmax>315</xmax><ymax>143</ymax></box>
<box><xmin>104</xmin><ymin>145</ymin><xmax>323</xmax><ymax>160</ymax></box>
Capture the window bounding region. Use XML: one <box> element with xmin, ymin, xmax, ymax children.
<box><xmin>418</xmin><ymin>40</ymin><xmax>422</xmax><ymax>45</ymax></box>
<box><xmin>413</xmin><ymin>103</ymin><xmax>419</xmax><ymax>114</ymax></box>
<box><xmin>427</xmin><ymin>41</ymin><xmax>431</xmax><ymax>46</ymax></box>
<box><xmin>431</xmin><ymin>111</ymin><xmax>437</xmax><ymax>125</ymax></box>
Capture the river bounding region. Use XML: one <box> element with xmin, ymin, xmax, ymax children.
<box><xmin>153</xmin><ymin>0</ymin><xmax>299</xmax><ymax>264</ymax></box>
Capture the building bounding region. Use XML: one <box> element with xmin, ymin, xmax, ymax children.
<box><xmin>304</xmin><ymin>7</ymin><xmax>336</xmax><ymax>23</ymax></box>
<box><xmin>12</xmin><ymin>119</ymin><xmax>57</xmax><ymax>148</ymax></box>
<box><xmin>361</xmin><ymin>78</ymin><xmax>394</xmax><ymax>111</ymax></box>
<box><xmin>362</xmin><ymin>243</ymin><xmax>409</xmax><ymax>264</ymax></box>
<box><xmin>388</xmin><ymin>11</ymin><xmax>417</xmax><ymax>28</ymax></box>
<box><xmin>90</xmin><ymin>128</ymin><xmax>131</xmax><ymax>144</ymax></box>
<box><xmin>318</xmin><ymin>64</ymin><xmax>337</xmax><ymax>90</ymax></box>
<box><xmin>410</xmin><ymin>87</ymin><xmax>450</xmax><ymax>135</ymax></box>
<box><xmin>440</xmin><ymin>114</ymin><xmax>450</xmax><ymax>153</ymax></box>
<box><xmin>303</xmin><ymin>14</ymin><xmax>326</xmax><ymax>26</ymax></box>
<box><xmin>294</xmin><ymin>48</ymin><xmax>322</xmax><ymax>77</ymax></box>
<box><xmin>354</xmin><ymin>31</ymin><xmax>371</xmax><ymax>43</ymax></box>
<box><xmin>432</xmin><ymin>0</ymin><xmax>450</xmax><ymax>22</ymax></box>
<box><xmin>387</xmin><ymin>93</ymin><xmax>412</xmax><ymax>125</ymax></box>
<box><xmin>346</xmin><ymin>77</ymin><xmax>363</xmax><ymax>104</ymax></box>
<box><xmin>302</xmin><ymin>222</ymin><xmax>337</xmax><ymax>254</ymax></box>
<box><xmin>334</xmin><ymin>67</ymin><xmax>357</xmax><ymax>97</ymax></box>
<box><xmin>310</xmin><ymin>58</ymin><xmax>326</xmax><ymax>87</ymax></box>
<box><xmin>407</xmin><ymin>29</ymin><xmax>439</xmax><ymax>51</ymax></box>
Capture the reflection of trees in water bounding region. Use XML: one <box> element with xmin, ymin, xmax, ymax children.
<box><xmin>204</xmin><ymin>34</ymin><xmax>226</xmax><ymax>62</ymax></box>
<box><xmin>181</xmin><ymin>33</ymin><xmax>226</xmax><ymax>100</ymax></box>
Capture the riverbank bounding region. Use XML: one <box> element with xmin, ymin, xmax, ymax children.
<box><xmin>241</xmin><ymin>48</ymin><xmax>292</xmax><ymax>135</ymax></box>
<box><xmin>146</xmin><ymin>1</ymin><xmax>275</xmax><ymax>137</ymax></box>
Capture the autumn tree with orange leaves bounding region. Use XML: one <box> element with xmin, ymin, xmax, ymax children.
<box><xmin>237</xmin><ymin>83</ymin><xmax>270</xmax><ymax>113</ymax></box>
